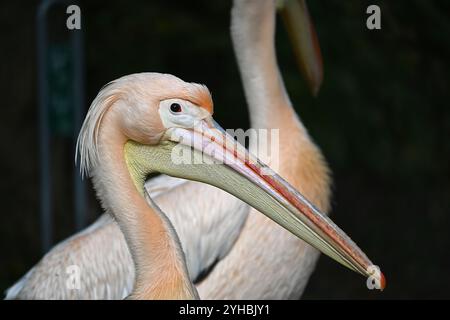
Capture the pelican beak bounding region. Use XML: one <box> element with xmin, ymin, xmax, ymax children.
<box><xmin>279</xmin><ymin>0</ymin><xmax>323</xmax><ymax>96</ymax></box>
<box><xmin>163</xmin><ymin>119</ymin><xmax>385</xmax><ymax>290</ymax></box>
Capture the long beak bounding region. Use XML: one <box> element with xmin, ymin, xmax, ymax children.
<box><xmin>279</xmin><ymin>0</ymin><xmax>323</xmax><ymax>96</ymax></box>
<box><xmin>164</xmin><ymin>119</ymin><xmax>385</xmax><ymax>289</ymax></box>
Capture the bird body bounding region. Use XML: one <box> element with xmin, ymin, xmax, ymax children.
<box><xmin>6</xmin><ymin>174</ymin><xmax>249</xmax><ymax>299</ymax></box>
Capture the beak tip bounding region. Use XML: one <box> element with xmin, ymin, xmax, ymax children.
<box><xmin>379</xmin><ymin>271</ymin><xmax>386</xmax><ymax>291</ymax></box>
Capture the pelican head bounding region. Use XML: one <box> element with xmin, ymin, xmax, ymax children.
<box><xmin>77</xmin><ymin>72</ymin><xmax>385</xmax><ymax>290</ymax></box>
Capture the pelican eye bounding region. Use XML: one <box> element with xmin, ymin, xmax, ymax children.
<box><xmin>170</xmin><ymin>103</ymin><xmax>182</xmax><ymax>113</ymax></box>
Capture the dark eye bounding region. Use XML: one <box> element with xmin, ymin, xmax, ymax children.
<box><xmin>170</xmin><ymin>103</ymin><xmax>182</xmax><ymax>113</ymax></box>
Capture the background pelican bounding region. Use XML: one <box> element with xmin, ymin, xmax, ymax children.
<box><xmin>5</xmin><ymin>0</ymin><xmax>384</xmax><ymax>299</ymax></box>
<box><xmin>199</xmin><ymin>0</ymin><xmax>329</xmax><ymax>298</ymax></box>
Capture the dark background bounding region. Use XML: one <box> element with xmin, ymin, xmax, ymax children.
<box><xmin>1</xmin><ymin>0</ymin><xmax>449</xmax><ymax>299</ymax></box>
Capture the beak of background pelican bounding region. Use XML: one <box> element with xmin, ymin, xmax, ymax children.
<box><xmin>278</xmin><ymin>0</ymin><xmax>323</xmax><ymax>96</ymax></box>
<box><xmin>163</xmin><ymin>119</ymin><xmax>385</xmax><ymax>290</ymax></box>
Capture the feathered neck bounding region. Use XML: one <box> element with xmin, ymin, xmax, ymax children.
<box><xmin>78</xmin><ymin>95</ymin><xmax>197</xmax><ymax>300</ymax></box>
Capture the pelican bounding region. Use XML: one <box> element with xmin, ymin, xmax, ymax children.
<box><xmin>199</xmin><ymin>0</ymin><xmax>329</xmax><ymax>298</ymax></box>
<box><xmin>6</xmin><ymin>1</ymin><xmax>385</xmax><ymax>299</ymax></box>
